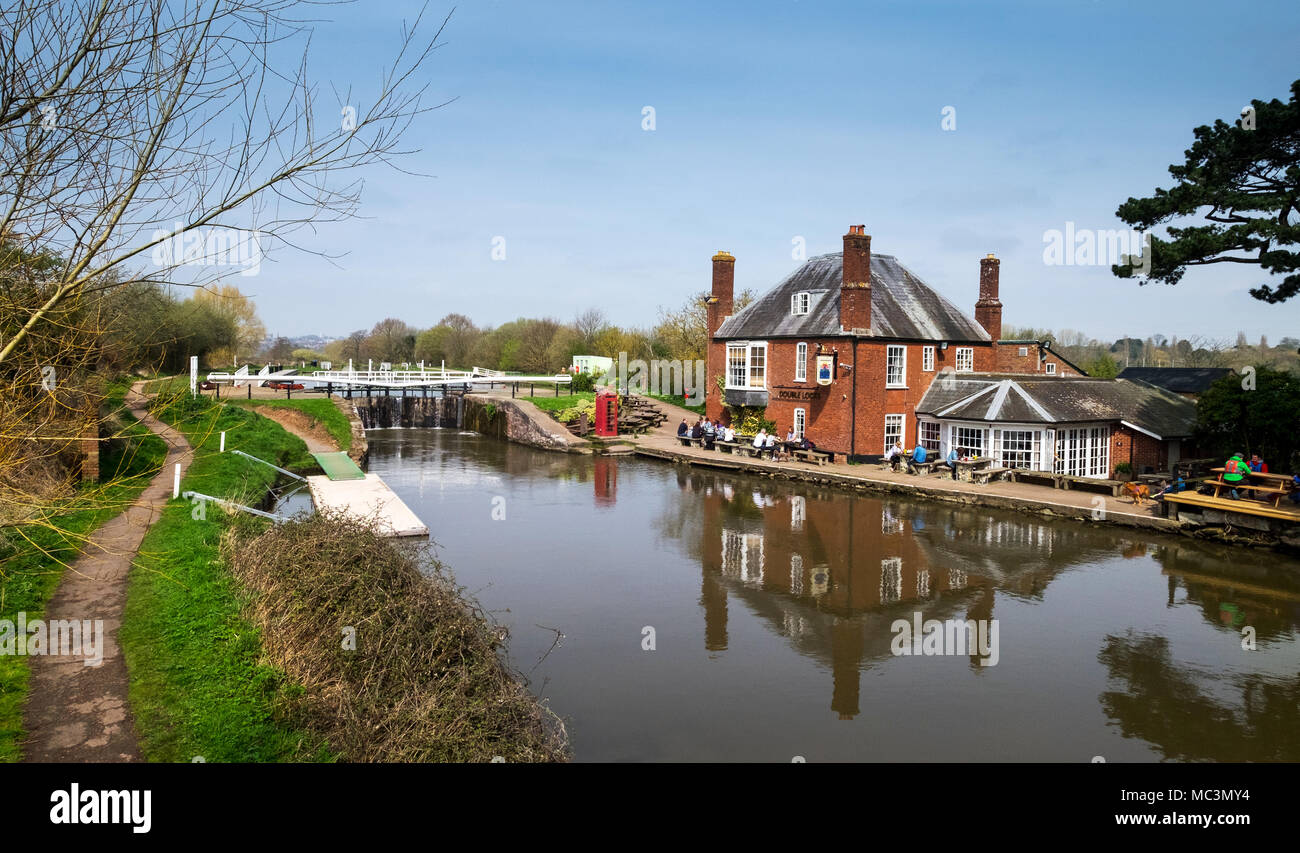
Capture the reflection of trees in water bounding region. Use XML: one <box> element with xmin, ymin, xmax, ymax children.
<box><xmin>1099</xmin><ymin>630</ymin><xmax>1300</xmax><ymax>761</ymax></box>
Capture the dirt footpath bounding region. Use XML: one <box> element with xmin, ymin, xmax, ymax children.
<box><xmin>21</xmin><ymin>383</ymin><xmax>192</xmax><ymax>762</ymax></box>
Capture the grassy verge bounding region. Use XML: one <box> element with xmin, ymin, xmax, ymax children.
<box><xmin>121</xmin><ymin>392</ymin><xmax>330</xmax><ymax>762</ymax></box>
<box><xmin>124</xmin><ymin>391</ymin><xmax>562</xmax><ymax>762</ymax></box>
<box><xmin>229</xmin><ymin>398</ymin><xmax>352</xmax><ymax>452</ymax></box>
<box><xmin>523</xmin><ymin>391</ymin><xmax>594</xmax><ymax>413</ymax></box>
<box><xmin>0</xmin><ymin>381</ymin><xmax>168</xmax><ymax>762</ymax></box>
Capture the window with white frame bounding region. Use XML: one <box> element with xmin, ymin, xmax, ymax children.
<box><xmin>919</xmin><ymin>421</ymin><xmax>941</xmax><ymax>453</ymax></box>
<box><xmin>884</xmin><ymin>414</ymin><xmax>904</xmax><ymax>453</ymax></box>
<box><xmin>956</xmin><ymin>347</ymin><xmax>974</xmax><ymax>373</ymax></box>
<box><xmin>954</xmin><ymin>426</ymin><xmax>984</xmax><ymax>458</ymax></box>
<box><xmin>793</xmin><ymin>407</ymin><xmax>806</xmax><ymax>440</ymax></box>
<box><xmin>795</xmin><ymin>342</ymin><xmax>807</xmax><ymax>381</ymax></box>
<box><xmin>1018</xmin><ymin>346</ymin><xmax>1028</xmax><ymax>357</ymax></box>
<box><xmin>726</xmin><ymin>342</ymin><xmax>767</xmax><ymax>389</ymax></box>
<box><xmin>791</xmin><ymin>291</ymin><xmax>810</xmax><ymax>315</ymax></box>
<box><xmin>886</xmin><ymin>345</ymin><xmax>906</xmax><ymax>387</ymax></box>
<box><xmin>1045</xmin><ymin>362</ymin><xmax>1057</xmax><ymax>375</ymax></box>
<box><xmin>996</xmin><ymin>428</ymin><xmax>1039</xmax><ymax>469</ymax></box>
<box><xmin>922</xmin><ymin>346</ymin><xmax>935</xmax><ymax>371</ymax></box>
<box><xmin>1054</xmin><ymin>427</ymin><xmax>1110</xmax><ymax>478</ymax></box>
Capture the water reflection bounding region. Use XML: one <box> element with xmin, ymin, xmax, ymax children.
<box><xmin>666</xmin><ymin>467</ymin><xmax>1300</xmax><ymax>738</ymax></box>
<box><xmin>367</xmin><ymin>430</ymin><xmax>1300</xmax><ymax>761</ymax></box>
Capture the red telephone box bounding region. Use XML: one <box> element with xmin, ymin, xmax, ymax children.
<box><xmin>594</xmin><ymin>392</ymin><xmax>618</xmax><ymax>437</ymax></box>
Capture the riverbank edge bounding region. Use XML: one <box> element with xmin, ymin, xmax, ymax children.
<box><xmin>180</xmin><ymin>396</ymin><xmax>565</xmax><ymax>761</ymax></box>
<box><xmin>462</xmin><ymin>395</ymin><xmax>593</xmax><ymax>453</ymax></box>
<box><xmin>459</xmin><ymin>389</ymin><xmax>1300</xmax><ymax>549</ymax></box>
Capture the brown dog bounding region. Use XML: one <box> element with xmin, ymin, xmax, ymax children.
<box><xmin>1121</xmin><ymin>481</ymin><xmax>1151</xmax><ymax>506</ymax></box>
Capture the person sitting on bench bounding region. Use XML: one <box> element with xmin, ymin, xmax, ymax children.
<box><xmin>885</xmin><ymin>441</ymin><xmax>904</xmax><ymax>471</ymax></box>
<box><xmin>1153</xmin><ymin>474</ymin><xmax>1186</xmax><ymax>501</ymax></box>
<box><xmin>945</xmin><ymin>447</ymin><xmax>959</xmax><ymax>480</ymax></box>
<box><xmin>1222</xmin><ymin>452</ymin><xmax>1248</xmax><ymax>499</ymax></box>
<box><xmin>906</xmin><ymin>444</ymin><xmax>928</xmax><ymax>474</ymax></box>
<box><xmin>1291</xmin><ymin>474</ymin><xmax>1300</xmax><ymax>505</ymax></box>
<box><xmin>677</xmin><ymin>419</ymin><xmax>688</xmax><ymax>437</ymax></box>
<box><xmin>702</xmin><ymin>419</ymin><xmax>716</xmax><ymax>449</ymax></box>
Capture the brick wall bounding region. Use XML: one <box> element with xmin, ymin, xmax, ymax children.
<box><xmin>994</xmin><ymin>342</ymin><xmax>1081</xmax><ymax>376</ymax></box>
<box><xmin>1110</xmin><ymin>425</ymin><xmax>1167</xmax><ymax>476</ymax></box>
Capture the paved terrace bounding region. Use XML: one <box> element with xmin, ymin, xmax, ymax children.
<box><xmin>624</xmin><ymin>398</ymin><xmax>1180</xmax><ymax>534</ymax></box>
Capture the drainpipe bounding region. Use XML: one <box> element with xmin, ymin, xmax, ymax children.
<box><xmin>850</xmin><ymin>338</ymin><xmax>858</xmax><ymax>458</ymax></box>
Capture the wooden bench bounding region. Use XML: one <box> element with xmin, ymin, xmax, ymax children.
<box><xmin>1007</xmin><ymin>469</ymin><xmax>1063</xmax><ymax>489</ymax></box>
<box><xmin>715</xmin><ymin>440</ymin><xmax>742</xmax><ymax>454</ymax></box>
<box><xmin>972</xmin><ymin>466</ymin><xmax>1011</xmax><ymax>485</ymax></box>
<box><xmin>1210</xmin><ymin>478</ymin><xmax>1289</xmax><ymax>507</ymax></box>
<box><xmin>1060</xmin><ymin>476</ymin><xmax>1125</xmax><ymax>497</ymax></box>
<box><xmin>676</xmin><ymin>435</ymin><xmax>702</xmax><ymax>448</ymax></box>
<box><xmin>792</xmin><ymin>449</ymin><xmax>828</xmax><ymax>466</ymax></box>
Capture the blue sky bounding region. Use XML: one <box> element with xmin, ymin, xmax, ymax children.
<box><xmin>243</xmin><ymin>0</ymin><xmax>1300</xmax><ymax>346</ymax></box>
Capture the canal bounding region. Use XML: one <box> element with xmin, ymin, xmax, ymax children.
<box><xmin>366</xmin><ymin>427</ymin><xmax>1300</xmax><ymax>762</ymax></box>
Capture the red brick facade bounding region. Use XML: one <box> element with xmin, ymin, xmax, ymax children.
<box><xmin>705</xmin><ymin>228</ymin><xmax>1068</xmax><ymax>458</ymax></box>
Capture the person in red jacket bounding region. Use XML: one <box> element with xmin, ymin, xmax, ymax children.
<box><xmin>1248</xmin><ymin>454</ymin><xmax>1268</xmax><ymax>473</ymax></box>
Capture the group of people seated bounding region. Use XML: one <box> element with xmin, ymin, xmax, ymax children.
<box><xmin>677</xmin><ymin>418</ymin><xmax>816</xmax><ymax>460</ymax></box>
<box><xmin>884</xmin><ymin>441</ymin><xmax>963</xmax><ymax>479</ymax></box>
<box><xmin>1219</xmin><ymin>452</ymin><xmax>1299</xmax><ymax>503</ymax></box>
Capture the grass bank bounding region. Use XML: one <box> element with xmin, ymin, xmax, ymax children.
<box><xmin>521</xmin><ymin>391</ymin><xmax>593</xmax><ymax>413</ymax></box>
<box><xmin>0</xmin><ymin>381</ymin><xmax>167</xmax><ymax>762</ymax></box>
<box><xmin>229</xmin><ymin>398</ymin><xmax>352</xmax><ymax>451</ymax></box>
<box><xmin>125</xmin><ymin>391</ymin><xmax>566</xmax><ymax>762</ymax></box>
<box><xmin>122</xmin><ymin>392</ymin><xmax>327</xmax><ymax>762</ymax></box>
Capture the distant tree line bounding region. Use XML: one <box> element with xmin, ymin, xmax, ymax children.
<box><xmin>1002</xmin><ymin>326</ymin><xmax>1300</xmax><ymax>379</ymax></box>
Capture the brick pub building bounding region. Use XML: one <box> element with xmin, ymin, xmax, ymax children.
<box><xmin>705</xmin><ymin>225</ymin><xmax>1193</xmax><ymax>477</ymax></box>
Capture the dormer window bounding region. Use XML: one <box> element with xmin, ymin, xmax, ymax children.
<box><xmin>791</xmin><ymin>291</ymin><xmax>811</xmax><ymax>315</ymax></box>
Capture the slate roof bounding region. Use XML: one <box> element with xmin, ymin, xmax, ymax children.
<box><xmin>915</xmin><ymin>374</ymin><xmax>1197</xmax><ymax>438</ymax></box>
<box><xmin>714</xmin><ymin>253</ymin><xmax>991</xmax><ymax>342</ymax></box>
<box><xmin>1115</xmin><ymin>367</ymin><xmax>1231</xmax><ymax>394</ymax></box>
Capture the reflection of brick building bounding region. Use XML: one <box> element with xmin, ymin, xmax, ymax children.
<box><xmin>706</xmin><ymin>227</ymin><xmax>1078</xmax><ymax>459</ymax></box>
<box><xmin>695</xmin><ymin>478</ymin><xmax>987</xmax><ymax>719</ymax></box>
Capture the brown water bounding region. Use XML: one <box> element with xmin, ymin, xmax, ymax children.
<box><xmin>367</xmin><ymin>428</ymin><xmax>1300</xmax><ymax>762</ymax></box>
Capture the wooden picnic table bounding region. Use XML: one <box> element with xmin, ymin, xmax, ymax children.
<box><xmin>1208</xmin><ymin>476</ymin><xmax>1289</xmax><ymax>506</ymax></box>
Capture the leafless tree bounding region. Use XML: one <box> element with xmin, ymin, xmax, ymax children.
<box><xmin>0</xmin><ymin>0</ymin><xmax>452</xmax><ymax>366</ymax></box>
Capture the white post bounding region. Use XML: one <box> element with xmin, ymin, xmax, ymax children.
<box><xmin>220</xmin><ymin>431</ymin><xmax>226</xmax><ymax>453</ymax></box>
<box><xmin>189</xmin><ymin>355</ymin><xmax>198</xmax><ymax>396</ymax></box>
<box><xmin>173</xmin><ymin>463</ymin><xmax>181</xmax><ymax>498</ymax></box>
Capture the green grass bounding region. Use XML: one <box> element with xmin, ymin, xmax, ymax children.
<box><xmin>229</xmin><ymin>398</ymin><xmax>352</xmax><ymax>452</ymax></box>
<box><xmin>522</xmin><ymin>391</ymin><xmax>594</xmax><ymax>412</ymax></box>
<box><xmin>121</xmin><ymin>394</ymin><xmax>331</xmax><ymax>762</ymax></box>
<box><xmin>0</xmin><ymin>381</ymin><xmax>168</xmax><ymax>762</ymax></box>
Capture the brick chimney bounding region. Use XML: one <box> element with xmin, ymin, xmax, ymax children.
<box><xmin>706</xmin><ymin>251</ymin><xmax>735</xmax><ymax>422</ymax></box>
<box><xmin>975</xmin><ymin>253</ymin><xmax>1003</xmax><ymax>341</ymax></box>
<box><xmin>707</xmin><ymin>251</ymin><xmax>735</xmax><ymax>336</ymax></box>
<box><xmin>840</xmin><ymin>225</ymin><xmax>872</xmax><ymax>333</ymax></box>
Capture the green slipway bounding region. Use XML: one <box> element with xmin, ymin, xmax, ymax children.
<box><xmin>313</xmin><ymin>451</ymin><xmax>365</xmax><ymax>481</ymax></box>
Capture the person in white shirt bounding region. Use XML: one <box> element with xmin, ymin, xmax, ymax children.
<box><xmin>723</xmin><ymin>426</ymin><xmax>735</xmax><ymax>442</ymax></box>
<box><xmin>752</xmin><ymin>429</ymin><xmax>767</xmax><ymax>449</ymax></box>
<box><xmin>886</xmin><ymin>441</ymin><xmax>904</xmax><ymax>471</ymax></box>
